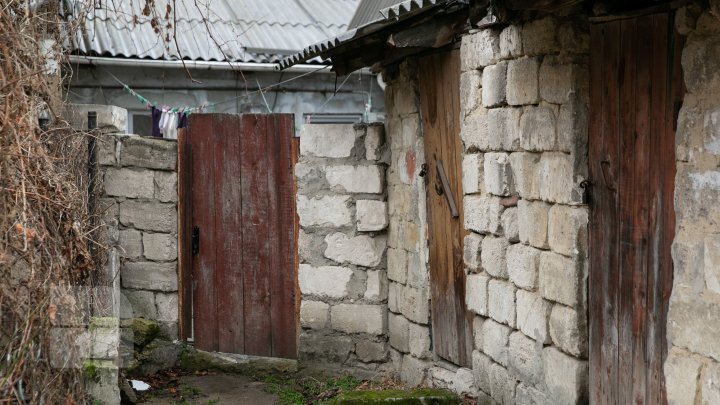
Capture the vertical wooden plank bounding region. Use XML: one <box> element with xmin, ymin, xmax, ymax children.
<box><xmin>215</xmin><ymin>115</ymin><xmax>245</xmax><ymax>353</ymax></box>
<box><xmin>646</xmin><ymin>13</ymin><xmax>671</xmax><ymax>405</ymax></box>
<box><xmin>241</xmin><ymin>114</ymin><xmax>273</xmax><ymax>357</ymax></box>
<box><xmin>189</xmin><ymin>114</ymin><xmax>219</xmax><ymax>351</ymax></box>
<box><xmin>269</xmin><ymin>114</ymin><xmax>298</xmax><ymax>359</ymax></box>
<box><xmin>177</xmin><ymin>127</ymin><xmax>193</xmax><ymax>341</ymax></box>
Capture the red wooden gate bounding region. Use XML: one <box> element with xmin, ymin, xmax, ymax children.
<box><xmin>589</xmin><ymin>13</ymin><xmax>682</xmax><ymax>403</ymax></box>
<box><xmin>179</xmin><ymin>114</ymin><xmax>297</xmax><ymax>359</ymax></box>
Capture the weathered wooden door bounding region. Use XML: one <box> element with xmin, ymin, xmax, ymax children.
<box><xmin>589</xmin><ymin>13</ymin><xmax>682</xmax><ymax>403</ymax></box>
<box><xmin>419</xmin><ymin>49</ymin><xmax>473</xmax><ymax>367</ymax></box>
<box><xmin>181</xmin><ymin>113</ymin><xmax>297</xmax><ymax>358</ymax></box>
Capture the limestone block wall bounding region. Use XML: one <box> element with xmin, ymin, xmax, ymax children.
<box><xmin>99</xmin><ymin>134</ymin><xmax>179</xmax><ymax>340</ymax></box>
<box><xmin>382</xmin><ymin>63</ymin><xmax>434</xmax><ymax>386</ymax></box>
<box><xmin>664</xmin><ymin>5</ymin><xmax>720</xmax><ymax>403</ymax></box>
<box><xmin>296</xmin><ymin>123</ymin><xmax>391</xmax><ymax>373</ymax></box>
<box><xmin>381</xmin><ymin>16</ymin><xmax>592</xmax><ymax>404</ymax></box>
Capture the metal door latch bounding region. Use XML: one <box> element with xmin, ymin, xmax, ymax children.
<box><xmin>419</xmin><ymin>163</ymin><xmax>428</xmax><ymax>178</ymax></box>
<box><xmin>580</xmin><ymin>180</ymin><xmax>593</xmax><ymax>205</ymax></box>
<box><xmin>192</xmin><ymin>226</ymin><xmax>200</xmax><ymax>255</ymax></box>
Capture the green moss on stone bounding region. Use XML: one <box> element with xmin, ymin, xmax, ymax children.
<box><xmin>334</xmin><ymin>389</ymin><xmax>459</xmax><ymax>404</ymax></box>
<box><xmin>89</xmin><ymin>316</ymin><xmax>119</xmax><ymax>330</ymax></box>
<box><xmin>125</xmin><ymin>318</ymin><xmax>160</xmax><ymax>347</ymax></box>
<box><xmin>82</xmin><ymin>360</ymin><xmax>98</xmax><ymax>379</ymax></box>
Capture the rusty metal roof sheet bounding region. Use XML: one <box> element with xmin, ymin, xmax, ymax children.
<box><xmin>277</xmin><ymin>0</ymin><xmax>447</xmax><ymax>70</ymax></box>
<box><xmin>70</xmin><ymin>0</ymin><xmax>360</xmax><ymax>63</ymax></box>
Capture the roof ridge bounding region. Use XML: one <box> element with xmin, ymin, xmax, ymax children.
<box><xmin>85</xmin><ymin>15</ymin><xmax>348</xmax><ymax>30</ymax></box>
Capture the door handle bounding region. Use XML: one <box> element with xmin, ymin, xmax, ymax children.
<box><xmin>600</xmin><ymin>159</ymin><xmax>616</xmax><ymax>191</ymax></box>
<box><xmin>435</xmin><ymin>159</ymin><xmax>459</xmax><ymax>218</ymax></box>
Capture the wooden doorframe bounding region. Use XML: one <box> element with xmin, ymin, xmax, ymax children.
<box><xmin>588</xmin><ymin>11</ymin><xmax>684</xmax><ymax>404</ymax></box>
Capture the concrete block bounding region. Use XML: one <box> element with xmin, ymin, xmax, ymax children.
<box><xmin>539</xmin><ymin>56</ymin><xmax>575</xmax><ymax>104</ymax></box>
<box><xmin>539</xmin><ymin>252</ymin><xmax>580</xmax><ymax>307</ymax></box>
<box><xmin>516</xmin><ymin>290</ymin><xmax>551</xmax><ymax>344</ymax></box>
<box><xmin>500</xmin><ymin>25</ymin><xmax>522</xmax><ymax>59</ymax></box>
<box><xmin>66</xmin><ymin>103</ymin><xmax>127</xmax><ymax>133</ymax></box>
<box><xmin>356</xmin><ymin>340</ymin><xmax>387</xmax><ymax>362</ymax></box>
<box><xmin>489</xmin><ymin>362</ymin><xmax>516</xmax><ymax>404</ymax></box>
<box><xmin>300</xmin><ymin>332</ymin><xmax>354</xmax><ymax>363</ymax></box>
<box><xmin>324</xmin><ymin>233</ymin><xmax>387</xmax><ymax>267</ymax></box>
<box><xmin>664</xmin><ymin>347</ymin><xmax>702</xmax><ymax>405</ymax></box>
<box><xmin>481</xmin><ymin>319</ymin><xmax>510</xmax><ymax>366</ymax></box>
<box><xmin>464</xmin><ymin>196</ymin><xmax>504</xmax><ymax>235</ymax></box>
<box><xmin>464</xmin><ymin>233</ymin><xmax>484</xmax><ymax>272</ymax></box>
<box><xmin>119</xmin><ymin>200</ymin><xmax>177</xmax><ymax>233</ymax></box>
<box><xmin>558</xmin><ymin>21</ymin><xmax>589</xmax><ymax>54</ymax></box>
<box><xmin>548</xmin><ymin>205</ymin><xmax>588</xmax><ymax>257</ymax></box>
<box><xmin>467</xmin><ymin>274</ymin><xmax>490</xmax><ymax>316</ymax></box>
<box><xmin>484</xmin><ymin>152</ymin><xmax>515</xmax><ymax>196</ymax></box>
<box><xmin>516</xmin><ymin>383</ymin><xmax>550</xmax><ymax>405</ymax></box>
<box><xmin>118</xmin><ymin>229</ymin><xmax>143</xmax><ymax>259</ymax></box>
<box><xmin>389</xmin><ymin>312</ymin><xmax>410</xmax><ymax>352</ymax></box>
<box><xmin>557</xmin><ymin>96</ymin><xmax>589</xmax><ymax>154</ymax></box>
<box><xmin>509</xmin><ymin>331</ymin><xmax>543</xmax><ymax>384</ymax></box>
<box><xmin>462</xmin><ymin>154</ymin><xmax>485</xmax><ymax>195</ymax></box>
<box><xmin>365</xmin><ymin>270</ymin><xmax>388</xmax><ymax>301</ymax></box>
<box><xmin>488</xmin><ymin>279</ymin><xmax>516</xmax><ymax>327</ymax></box>
<box><xmin>668</xmin><ymin>288</ymin><xmax>720</xmax><ymax>362</ymax></box>
<box><xmin>473</xmin><ymin>316</ymin><xmax>485</xmax><ymax>350</ymax></box>
<box><xmin>539</xmin><ymin>152</ymin><xmax>578</xmax><ymax>204</ymax></box>
<box><xmin>388</xmin><ymin>282</ymin><xmax>401</xmax><ymax>313</ymax></box>
<box><xmin>517</xmin><ymin>199</ymin><xmax>550</xmax><ymax>249</ymax></box>
<box><xmin>520</xmin><ymin>106</ymin><xmax>557</xmax><ymax>152</ymax></box>
<box><xmin>543</xmin><ymin>347</ymin><xmax>588</xmax><ymax>404</ymax></box>
<box><xmin>142</xmin><ymin>233</ymin><xmax>177</xmax><ymax>261</ymax></box>
<box><xmin>492</xmin><ymin>107</ymin><xmax>522</xmax><ymax>151</ymax></box>
<box><xmin>549</xmin><ymin>304</ymin><xmax>587</xmax><ymax>357</ymax></box>
<box><xmin>461</xmin><ymin>29</ymin><xmax>501</xmax><ymax>71</ymax></box>
<box><xmin>408</xmin><ymin>322</ymin><xmax>432</xmax><ymax>359</ymax></box>
<box><xmin>461</xmin><ymin>70</ymin><xmax>483</xmax><ymax>116</ymax></box>
<box><xmin>154</xmin><ymin>170</ymin><xmax>177</xmax><ymax>203</ymax></box>
<box><xmin>482</xmin><ymin>61</ymin><xmax>508</xmax><ymax>107</ymax></box>
<box><xmin>121</xmin><ymin>262</ymin><xmax>177</xmax><ymax>292</ymax></box>
<box><xmin>406</xmin><ymin>252</ymin><xmax>427</xmax><ymax>289</ymax></box>
<box><xmin>507</xmin><ymin>57</ymin><xmax>540</xmax><ymax>106</ymax></box>
<box><xmin>296</xmin><ymin>195</ymin><xmax>352</xmax><ymax>228</ymax></box>
<box><xmin>461</xmin><ymin>108</ymin><xmax>490</xmax><ymax>152</ymax></box>
<box><xmin>365</xmin><ymin>125</ymin><xmax>385</xmax><ymax>161</ymax></box>
<box><xmin>399</xmin><ymin>286</ymin><xmax>430</xmax><ymax>324</ymax></box>
<box><xmin>331</xmin><ymin>304</ymin><xmax>386</xmax><ymax>335</ymax></box>
<box><xmin>387</xmin><ymin>248</ymin><xmax>408</xmax><ymax>284</ymax></box>
<box><xmin>507</xmin><ymin>243</ymin><xmax>541</xmax><ymax>289</ymax></box>
<box><xmin>702</xmin><ymin>360</ymin><xmax>720</xmax><ymax>405</ymax></box>
<box><xmin>120</xmin><ymin>136</ymin><xmax>177</xmax><ymax>170</ymax></box>
<box><xmin>326</xmin><ymin>165</ymin><xmax>384</xmax><ymax>194</ymax></box>
<box><xmin>300</xmin><ymin>300</ymin><xmax>329</xmax><ymax>330</ymax></box>
<box><xmin>481</xmin><ymin>236</ymin><xmax>509</xmax><ymax>278</ymax></box>
<box><xmin>522</xmin><ymin>17</ymin><xmax>558</xmax><ymax>56</ymax></box>
<box><xmin>705</xmin><ymin>234</ymin><xmax>720</xmax><ymax>294</ymax></box>
<box><xmin>104</xmin><ymin>168</ymin><xmax>154</xmax><ymax>199</ymax></box>
<box><xmin>155</xmin><ymin>292</ymin><xmax>178</xmax><ymax>322</ymax></box>
<box><xmin>400</xmin><ymin>354</ymin><xmax>432</xmax><ymax>387</ymax></box>
<box><xmin>356</xmin><ymin>200</ymin><xmax>388</xmax><ymax>231</ymax></box>
<box><xmin>300</xmin><ymin>124</ymin><xmax>356</xmax><ymax>158</ymax></box>
<box><xmin>298</xmin><ymin>264</ymin><xmax>354</xmax><ymax>299</ymax></box>
<box><xmin>472</xmin><ymin>350</ymin><xmax>493</xmax><ymax>394</ymax></box>
<box><xmin>123</xmin><ymin>289</ymin><xmax>157</xmax><ymax>319</ymax></box>
<box><xmin>509</xmin><ymin>152</ymin><xmax>542</xmax><ymax>200</ymax></box>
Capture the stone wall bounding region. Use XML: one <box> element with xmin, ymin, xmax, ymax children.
<box><xmin>295</xmin><ymin>123</ymin><xmax>391</xmax><ymax>375</ymax></box>
<box><xmin>664</xmin><ymin>4</ymin><xmax>720</xmax><ymax>404</ymax></box>
<box><xmin>382</xmin><ymin>63</ymin><xmax>434</xmax><ymax>386</ymax></box>
<box><xmin>381</xmin><ymin>15</ymin><xmax>592</xmax><ymax>403</ymax></box>
<box><xmin>99</xmin><ymin>132</ymin><xmax>181</xmax><ymax>376</ymax></box>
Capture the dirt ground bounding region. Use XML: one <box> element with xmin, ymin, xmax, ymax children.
<box><xmin>139</xmin><ymin>373</ymin><xmax>279</xmax><ymax>405</ymax></box>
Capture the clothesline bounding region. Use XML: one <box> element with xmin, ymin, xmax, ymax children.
<box><xmin>103</xmin><ymin>65</ymin><xmax>332</xmax><ymax>114</ymax></box>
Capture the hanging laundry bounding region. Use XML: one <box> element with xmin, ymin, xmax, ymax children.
<box><xmin>163</xmin><ymin>112</ymin><xmax>178</xmax><ymax>140</ymax></box>
<box><xmin>151</xmin><ymin>106</ymin><xmax>162</xmax><ymax>137</ymax></box>
<box><xmin>177</xmin><ymin>112</ymin><xmax>188</xmax><ymax>129</ymax></box>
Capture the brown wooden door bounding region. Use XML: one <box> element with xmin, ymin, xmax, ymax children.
<box><xmin>419</xmin><ymin>49</ymin><xmax>473</xmax><ymax>367</ymax></box>
<box><xmin>589</xmin><ymin>13</ymin><xmax>682</xmax><ymax>404</ymax></box>
<box><xmin>182</xmin><ymin>113</ymin><xmax>297</xmax><ymax>358</ymax></box>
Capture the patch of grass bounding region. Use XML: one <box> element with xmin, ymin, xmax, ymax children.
<box><xmin>262</xmin><ymin>375</ymin><xmax>363</xmax><ymax>405</ymax></box>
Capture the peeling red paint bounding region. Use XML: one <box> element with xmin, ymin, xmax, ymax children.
<box><xmin>405</xmin><ymin>150</ymin><xmax>416</xmax><ymax>180</ymax></box>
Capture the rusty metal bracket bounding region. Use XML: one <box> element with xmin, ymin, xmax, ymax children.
<box><xmin>436</xmin><ymin>159</ymin><xmax>459</xmax><ymax>218</ymax></box>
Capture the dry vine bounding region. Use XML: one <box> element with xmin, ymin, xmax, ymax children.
<box><xmin>0</xmin><ymin>1</ymin><xmax>103</xmax><ymax>403</ymax></box>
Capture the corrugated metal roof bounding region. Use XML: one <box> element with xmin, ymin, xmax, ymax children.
<box><xmin>348</xmin><ymin>0</ymin><xmax>399</xmax><ymax>28</ymax></box>
<box><xmin>70</xmin><ymin>0</ymin><xmax>360</xmax><ymax>63</ymax></box>
<box><xmin>278</xmin><ymin>0</ymin><xmax>447</xmax><ymax>70</ymax></box>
